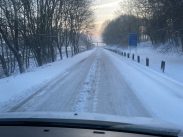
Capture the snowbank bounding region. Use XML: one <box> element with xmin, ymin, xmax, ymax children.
<box><xmin>106</xmin><ymin>42</ymin><xmax>183</xmax><ymax>83</ymax></box>
<box><xmin>104</xmin><ymin>49</ymin><xmax>183</xmax><ymax>128</ymax></box>
<box><xmin>0</xmin><ymin>49</ymin><xmax>95</xmax><ymax>111</ymax></box>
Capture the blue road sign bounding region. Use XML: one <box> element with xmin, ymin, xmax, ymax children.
<box><xmin>128</xmin><ymin>33</ymin><xmax>137</xmax><ymax>47</ymax></box>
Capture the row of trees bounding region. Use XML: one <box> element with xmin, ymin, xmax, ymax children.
<box><xmin>0</xmin><ymin>0</ymin><xmax>94</xmax><ymax>77</ymax></box>
<box><xmin>102</xmin><ymin>0</ymin><xmax>183</xmax><ymax>50</ymax></box>
<box><xmin>102</xmin><ymin>15</ymin><xmax>140</xmax><ymax>46</ymax></box>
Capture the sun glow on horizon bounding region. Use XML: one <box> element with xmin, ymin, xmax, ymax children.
<box><xmin>92</xmin><ymin>0</ymin><xmax>121</xmax><ymax>39</ymax></box>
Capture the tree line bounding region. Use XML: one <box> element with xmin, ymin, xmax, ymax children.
<box><xmin>102</xmin><ymin>14</ymin><xmax>140</xmax><ymax>47</ymax></box>
<box><xmin>102</xmin><ymin>0</ymin><xmax>183</xmax><ymax>51</ymax></box>
<box><xmin>0</xmin><ymin>0</ymin><xmax>94</xmax><ymax>77</ymax></box>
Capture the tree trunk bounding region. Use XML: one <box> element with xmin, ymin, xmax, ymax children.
<box><xmin>58</xmin><ymin>47</ymin><xmax>63</xmax><ymax>60</ymax></box>
<box><xmin>180</xmin><ymin>35</ymin><xmax>183</xmax><ymax>52</ymax></box>
<box><xmin>65</xmin><ymin>46</ymin><xmax>68</xmax><ymax>58</ymax></box>
<box><xmin>0</xmin><ymin>55</ymin><xmax>9</xmax><ymax>76</ymax></box>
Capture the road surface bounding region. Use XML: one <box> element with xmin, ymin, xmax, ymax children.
<box><xmin>8</xmin><ymin>48</ymin><xmax>151</xmax><ymax>118</ymax></box>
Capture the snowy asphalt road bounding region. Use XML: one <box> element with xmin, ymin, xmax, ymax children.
<box><xmin>8</xmin><ymin>48</ymin><xmax>150</xmax><ymax>117</ymax></box>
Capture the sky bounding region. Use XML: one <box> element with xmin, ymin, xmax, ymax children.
<box><xmin>92</xmin><ymin>0</ymin><xmax>121</xmax><ymax>40</ymax></box>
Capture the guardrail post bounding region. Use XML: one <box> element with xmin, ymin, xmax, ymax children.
<box><xmin>124</xmin><ymin>52</ymin><xmax>126</xmax><ymax>57</ymax></box>
<box><xmin>127</xmin><ymin>53</ymin><xmax>130</xmax><ymax>58</ymax></box>
<box><xmin>161</xmin><ymin>61</ymin><xmax>165</xmax><ymax>72</ymax></box>
<box><xmin>146</xmin><ymin>58</ymin><xmax>149</xmax><ymax>67</ymax></box>
<box><xmin>121</xmin><ymin>52</ymin><xmax>123</xmax><ymax>56</ymax></box>
<box><xmin>132</xmin><ymin>54</ymin><xmax>134</xmax><ymax>60</ymax></box>
<box><xmin>137</xmin><ymin>56</ymin><xmax>140</xmax><ymax>63</ymax></box>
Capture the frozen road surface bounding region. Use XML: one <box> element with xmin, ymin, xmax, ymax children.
<box><xmin>6</xmin><ymin>48</ymin><xmax>183</xmax><ymax>128</ymax></box>
<box><xmin>8</xmin><ymin>48</ymin><xmax>150</xmax><ymax>117</ymax></box>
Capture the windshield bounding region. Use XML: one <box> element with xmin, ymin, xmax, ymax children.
<box><xmin>0</xmin><ymin>0</ymin><xmax>183</xmax><ymax>133</ymax></box>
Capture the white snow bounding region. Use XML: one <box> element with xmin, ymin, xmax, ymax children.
<box><xmin>0</xmin><ymin>49</ymin><xmax>95</xmax><ymax>111</ymax></box>
<box><xmin>1</xmin><ymin>46</ymin><xmax>183</xmax><ymax>130</ymax></box>
<box><xmin>104</xmin><ymin>48</ymin><xmax>183</xmax><ymax>129</ymax></box>
<box><xmin>73</xmin><ymin>52</ymin><xmax>99</xmax><ymax>112</ymax></box>
<box><xmin>106</xmin><ymin>42</ymin><xmax>183</xmax><ymax>83</ymax></box>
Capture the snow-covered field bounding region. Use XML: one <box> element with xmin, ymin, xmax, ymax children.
<box><xmin>106</xmin><ymin>42</ymin><xmax>183</xmax><ymax>83</ymax></box>
<box><xmin>0</xmin><ymin>47</ymin><xmax>183</xmax><ymax>130</ymax></box>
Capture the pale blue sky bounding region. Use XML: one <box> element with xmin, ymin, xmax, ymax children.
<box><xmin>92</xmin><ymin>0</ymin><xmax>121</xmax><ymax>36</ymax></box>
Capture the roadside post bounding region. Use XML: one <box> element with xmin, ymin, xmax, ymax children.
<box><xmin>127</xmin><ymin>53</ymin><xmax>130</xmax><ymax>58</ymax></box>
<box><xmin>146</xmin><ymin>58</ymin><xmax>149</xmax><ymax>66</ymax></box>
<box><xmin>137</xmin><ymin>56</ymin><xmax>140</xmax><ymax>63</ymax></box>
<box><xmin>132</xmin><ymin>54</ymin><xmax>135</xmax><ymax>60</ymax></box>
<box><xmin>161</xmin><ymin>61</ymin><xmax>166</xmax><ymax>72</ymax></box>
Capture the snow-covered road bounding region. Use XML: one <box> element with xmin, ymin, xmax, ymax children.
<box><xmin>5</xmin><ymin>48</ymin><xmax>183</xmax><ymax>128</ymax></box>
<box><xmin>8</xmin><ymin>48</ymin><xmax>150</xmax><ymax>118</ymax></box>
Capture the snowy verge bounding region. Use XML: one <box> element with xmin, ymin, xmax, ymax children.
<box><xmin>0</xmin><ymin>49</ymin><xmax>95</xmax><ymax>111</ymax></box>
<box><xmin>105</xmin><ymin>43</ymin><xmax>183</xmax><ymax>83</ymax></box>
<box><xmin>104</xmin><ymin>49</ymin><xmax>183</xmax><ymax>129</ymax></box>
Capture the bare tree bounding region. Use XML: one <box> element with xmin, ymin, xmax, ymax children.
<box><xmin>0</xmin><ymin>0</ymin><xmax>94</xmax><ymax>78</ymax></box>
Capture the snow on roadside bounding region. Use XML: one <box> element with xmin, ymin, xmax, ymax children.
<box><xmin>0</xmin><ymin>49</ymin><xmax>95</xmax><ymax>112</ymax></box>
<box><xmin>104</xmin><ymin>49</ymin><xmax>183</xmax><ymax>129</ymax></box>
<box><xmin>73</xmin><ymin>52</ymin><xmax>100</xmax><ymax>112</ymax></box>
<box><xmin>106</xmin><ymin>42</ymin><xmax>183</xmax><ymax>83</ymax></box>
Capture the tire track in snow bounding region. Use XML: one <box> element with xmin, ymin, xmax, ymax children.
<box><xmin>73</xmin><ymin>52</ymin><xmax>100</xmax><ymax>112</ymax></box>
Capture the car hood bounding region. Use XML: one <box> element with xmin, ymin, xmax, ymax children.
<box><xmin>0</xmin><ymin>112</ymin><xmax>182</xmax><ymax>136</ymax></box>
